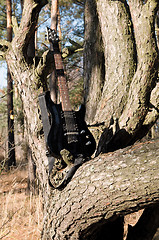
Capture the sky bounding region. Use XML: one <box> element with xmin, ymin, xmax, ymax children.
<box><xmin>0</xmin><ymin>62</ymin><xmax>7</xmax><ymax>88</ymax></box>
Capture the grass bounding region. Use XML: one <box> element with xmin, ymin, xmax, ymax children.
<box><xmin>0</xmin><ymin>165</ymin><xmax>43</xmax><ymax>240</ymax></box>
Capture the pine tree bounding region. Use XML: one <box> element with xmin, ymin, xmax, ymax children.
<box><xmin>6</xmin><ymin>0</ymin><xmax>16</xmax><ymax>168</ymax></box>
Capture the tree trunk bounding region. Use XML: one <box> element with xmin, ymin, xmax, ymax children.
<box><xmin>156</xmin><ymin>10</ymin><xmax>159</xmax><ymax>48</ymax></box>
<box><xmin>41</xmin><ymin>139</ymin><xmax>159</xmax><ymax>240</ymax></box>
<box><xmin>84</xmin><ymin>0</ymin><xmax>136</xmax><ymax>125</ymax></box>
<box><xmin>27</xmin><ymin>145</ymin><xmax>37</xmax><ymax>195</ymax></box>
<box><xmin>26</xmin><ymin>6</ymin><xmax>37</xmax><ymax>194</ymax></box>
<box><xmin>49</xmin><ymin>0</ymin><xmax>59</xmax><ymax>103</ymax></box>
<box><xmin>6</xmin><ymin>0</ymin><xmax>16</xmax><ymax>168</ymax></box>
<box><xmin>84</xmin><ymin>0</ymin><xmax>159</xmax><ymax>148</ymax></box>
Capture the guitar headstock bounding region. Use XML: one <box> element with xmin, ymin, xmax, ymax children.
<box><xmin>47</xmin><ymin>27</ymin><xmax>59</xmax><ymax>43</ymax></box>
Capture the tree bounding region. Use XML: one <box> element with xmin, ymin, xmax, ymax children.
<box><xmin>84</xmin><ymin>0</ymin><xmax>159</xmax><ymax>150</ymax></box>
<box><xmin>6</xmin><ymin>0</ymin><xmax>16</xmax><ymax>168</ymax></box>
<box><xmin>49</xmin><ymin>0</ymin><xmax>59</xmax><ymax>103</ymax></box>
<box><xmin>0</xmin><ymin>0</ymin><xmax>7</xmax><ymax>38</ymax></box>
<box><xmin>0</xmin><ymin>0</ymin><xmax>159</xmax><ymax>239</ymax></box>
<box><xmin>0</xmin><ymin>87</ymin><xmax>7</xmax><ymax>168</ymax></box>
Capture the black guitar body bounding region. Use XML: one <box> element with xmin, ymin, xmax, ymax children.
<box><xmin>45</xmin><ymin>92</ymin><xmax>96</xmax><ymax>158</ymax></box>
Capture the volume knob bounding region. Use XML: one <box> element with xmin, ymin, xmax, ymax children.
<box><xmin>86</xmin><ymin>141</ymin><xmax>91</xmax><ymax>146</ymax></box>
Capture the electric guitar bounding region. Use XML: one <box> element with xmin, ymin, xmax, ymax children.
<box><xmin>46</xmin><ymin>28</ymin><xmax>96</xmax><ymax>164</ymax></box>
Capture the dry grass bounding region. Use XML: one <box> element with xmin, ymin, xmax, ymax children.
<box><xmin>0</xmin><ymin>166</ymin><xmax>43</xmax><ymax>240</ymax></box>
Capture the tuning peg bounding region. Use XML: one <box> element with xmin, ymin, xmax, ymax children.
<box><xmin>46</xmin><ymin>27</ymin><xmax>59</xmax><ymax>43</ymax></box>
<box><xmin>46</xmin><ymin>27</ymin><xmax>51</xmax><ymax>41</ymax></box>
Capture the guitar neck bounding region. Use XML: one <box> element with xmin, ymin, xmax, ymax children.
<box><xmin>52</xmin><ymin>43</ymin><xmax>72</xmax><ymax>112</ymax></box>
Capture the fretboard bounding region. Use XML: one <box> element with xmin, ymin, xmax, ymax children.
<box><xmin>52</xmin><ymin>44</ymin><xmax>72</xmax><ymax>112</ymax></box>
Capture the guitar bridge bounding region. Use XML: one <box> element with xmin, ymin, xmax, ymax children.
<box><xmin>64</xmin><ymin>132</ymin><xmax>79</xmax><ymax>136</ymax></box>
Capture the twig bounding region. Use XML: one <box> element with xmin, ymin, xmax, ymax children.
<box><xmin>0</xmin><ymin>93</ymin><xmax>7</xmax><ymax>99</ymax></box>
<box><xmin>0</xmin><ymin>89</ymin><xmax>14</xmax><ymax>99</ymax></box>
<box><xmin>0</xmin><ymin>230</ymin><xmax>10</xmax><ymax>240</ymax></box>
<box><xmin>0</xmin><ymin>158</ymin><xmax>6</xmax><ymax>175</ymax></box>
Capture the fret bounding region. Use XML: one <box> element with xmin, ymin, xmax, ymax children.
<box><xmin>52</xmin><ymin>47</ymin><xmax>72</xmax><ymax>111</ymax></box>
<box><xmin>49</xmin><ymin>31</ymin><xmax>73</xmax><ymax>112</ymax></box>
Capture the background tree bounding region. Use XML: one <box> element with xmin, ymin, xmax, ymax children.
<box><xmin>49</xmin><ymin>0</ymin><xmax>59</xmax><ymax>103</ymax></box>
<box><xmin>0</xmin><ymin>0</ymin><xmax>159</xmax><ymax>239</ymax></box>
<box><xmin>0</xmin><ymin>0</ymin><xmax>7</xmax><ymax>38</ymax></box>
<box><xmin>0</xmin><ymin>88</ymin><xmax>7</xmax><ymax>167</ymax></box>
<box><xmin>6</xmin><ymin>0</ymin><xmax>16</xmax><ymax>168</ymax></box>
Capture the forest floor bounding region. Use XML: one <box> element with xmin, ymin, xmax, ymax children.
<box><xmin>0</xmin><ymin>163</ymin><xmax>43</xmax><ymax>240</ymax></box>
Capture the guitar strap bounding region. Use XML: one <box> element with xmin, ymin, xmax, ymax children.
<box><xmin>38</xmin><ymin>92</ymin><xmax>55</xmax><ymax>174</ymax></box>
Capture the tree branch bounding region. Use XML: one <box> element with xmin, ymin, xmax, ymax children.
<box><xmin>12</xmin><ymin>0</ymin><xmax>48</xmax><ymax>54</ymax></box>
<box><xmin>42</xmin><ymin>139</ymin><xmax>159</xmax><ymax>239</ymax></box>
<box><xmin>119</xmin><ymin>0</ymin><xmax>159</xmax><ymax>136</ymax></box>
<box><xmin>12</xmin><ymin>16</ymin><xmax>19</xmax><ymax>35</ymax></box>
<box><xmin>143</xmin><ymin>83</ymin><xmax>159</xmax><ymax>125</ymax></box>
<box><xmin>129</xmin><ymin>83</ymin><xmax>159</xmax><ymax>141</ymax></box>
<box><xmin>34</xmin><ymin>50</ymin><xmax>55</xmax><ymax>82</ymax></box>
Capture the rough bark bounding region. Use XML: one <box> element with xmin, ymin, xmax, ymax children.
<box><xmin>41</xmin><ymin>139</ymin><xmax>159</xmax><ymax>240</ymax></box>
<box><xmin>27</xmin><ymin>146</ymin><xmax>37</xmax><ymax>194</ymax></box>
<box><xmin>84</xmin><ymin>0</ymin><xmax>159</xmax><ymax>142</ymax></box>
<box><xmin>84</xmin><ymin>0</ymin><xmax>105</xmax><ymax>122</ymax></box>
<box><xmin>84</xmin><ymin>0</ymin><xmax>137</xmax><ymax>124</ymax></box>
<box><xmin>119</xmin><ymin>0</ymin><xmax>159</xmax><ymax>136</ymax></box>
